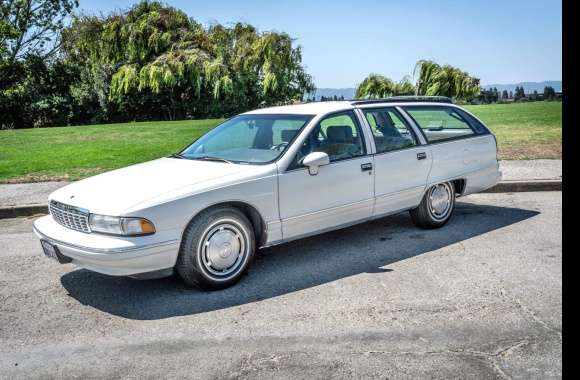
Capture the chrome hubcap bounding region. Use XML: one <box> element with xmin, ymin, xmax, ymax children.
<box><xmin>201</xmin><ymin>222</ymin><xmax>246</xmax><ymax>277</ymax></box>
<box><xmin>428</xmin><ymin>183</ymin><xmax>452</xmax><ymax>220</ymax></box>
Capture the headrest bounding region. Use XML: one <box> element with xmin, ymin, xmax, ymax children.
<box><xmin>326</xmin><ymin>125</ymin><xmax>353</xmax><ymax>142</ymax></box>
<box><xmin>377</xmin><ymin>112</ymin><xmax>402</xmax><ymax>137</ymax></box>
<box><xmin>281</xmin><ymin>129</ymin><xmax>298</xmax><ymax>143</ymax></box>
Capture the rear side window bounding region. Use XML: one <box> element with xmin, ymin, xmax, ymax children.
<box><xmin>454</xmin><ymin>109</ymin><xmax>489</xmax><ymax>134</ymax></box>
<box><xmin>363</xmin><ymin>108</ymin><xmax>417</xmax><ymax>153</ymax></box>
<box><xmin>403</xmin><ymin>106</ymin><xmax>476</xmax><ymax>143</ymax></box>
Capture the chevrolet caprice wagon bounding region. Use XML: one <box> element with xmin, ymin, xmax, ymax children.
<box><xmin>34</xmin><ymin>97</ymin><xmax>501</xmax><ymax>289</ymax></box>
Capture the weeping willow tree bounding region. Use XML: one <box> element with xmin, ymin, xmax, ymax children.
<box><xmin>355</xmin><ymin>74</ymin><xmax>415</xmax><ymax>99</ymax></box>
<box><xmin>252</xmin><ymin>33</ymin><xmax>314</xmax><ymax>103</ymax></box>
<box><xmin>356</xmin><ymin>60</ymin><xmax>480</xmax><ymax>101</ymax></box>
<box><xmin>395</xmin><ymin>75</ymin><xmax>415</xmax><ymax>96</ymax></box>
<box><xmin>61</xmin><ymin>1</ymin><xmax>314</xmax><ymax>121</ymax></box>
<box><xmin>413</xmin><ymin>60</ymin><xmax>480</xmax><ymax>100</ymax></box>
<box><xmin>355</xmin><ymin>74</ymin><xmax>394</xmax><ymax>98</ymax></box>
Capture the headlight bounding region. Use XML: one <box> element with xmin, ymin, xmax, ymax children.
<box><xmin>88</xmin><ymin>214</ymin><xmax>156</xmax><ymax>236</ymax></box>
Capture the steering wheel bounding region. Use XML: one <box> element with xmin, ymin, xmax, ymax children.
<box><xmin>270</xmin><ymin>142</ymin><xmax>289</xmax><ymax>151</ymax></box>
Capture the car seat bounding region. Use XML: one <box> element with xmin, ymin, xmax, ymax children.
<box><xmin>320</xmin><ymin>125</ymin><xmax>361</xmax><ymax>160</ymax></box>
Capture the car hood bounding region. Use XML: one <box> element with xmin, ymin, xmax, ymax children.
<box><xmin>50</xmin><ymin>158</ymin><xmax>261</xmax><ymax>215</ymax></box>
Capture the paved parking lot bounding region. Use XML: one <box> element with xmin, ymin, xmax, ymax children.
<box><xmin>0</xmin><ymin>192</ymin><xmax>561</xmax><ymax>379</ymax></box>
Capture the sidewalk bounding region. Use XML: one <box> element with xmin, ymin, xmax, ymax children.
<box><xmin>0</xmin><ymin>160</ymin><xmax>562</xmax><ymax>218</ymax></box>
<box><xmin>485</xmin><ymin>159</ymin><xmax>562</xmax><ymax>193</ymax></box>
<box><xmin>498</xmin><ymin>159</ymin><xmax>561</xmax><ymax>182</ymax></box>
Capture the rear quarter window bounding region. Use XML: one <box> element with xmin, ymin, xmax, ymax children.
<box><xmin>454</xmin><ymin>109</ymin><xmax>490</xmax><ymax>135</ymax></box>
<box><xmin>403</xmin><ymin>106</ymin><xmax>481</xmax><ymax>143</ymax></box>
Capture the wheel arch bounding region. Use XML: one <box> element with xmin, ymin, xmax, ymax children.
<box><xmin>182</xmin><ymin>201</ymin><xmax>268</xmax><ymax>248</ymax></box>
<box><xmin>424</xmin><ymin>178</ymin><xmax>466</xmax><ymax>197</ymax></box>
<box><xmin>452</xmin><ymin>178</ymin><xmax>466</xmax><ymax>196</ymax></box>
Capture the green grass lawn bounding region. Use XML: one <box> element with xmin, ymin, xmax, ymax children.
<box><xmin>0</xmin><ymin>101</ymin><xmax>561</xmax><ymax>183</ymax></box>
<box><xmin>0</xmin><ymin>119</ymin><xmax>224</xmax><ymax>183</ymax></box>
<box><xmin>464</xmin><ymin>101</ymin><xmax>561</xmax><ymax>160</ymax></box>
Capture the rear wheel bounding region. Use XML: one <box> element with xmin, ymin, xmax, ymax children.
<box><xmin>410</xmin><ymin>182</ymin><xmax>455</xmax><ymax>229</ymax></box>
<box><xmin>176</xmin><ymin>206</ymin><xmax>255</xmax><ymax>290</ymax></box>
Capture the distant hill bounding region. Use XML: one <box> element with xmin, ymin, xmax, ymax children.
<box><xmin>309</xmin><ymin>81</ymin><xmax>561</xmax><ymax>100</ymax></box>
<box><xmin>482</xmin><ymin>81</ymin><xmax>562</xmax><ymax>94</ymax></box>
<box><xmin>307</xmin><ymin>88</ymin><xmax>356</xmax><ymax>100</ymax></box>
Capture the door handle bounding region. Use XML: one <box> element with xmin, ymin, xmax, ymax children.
<box><xmin>417</xmin><ymin>152</ymin><xmax>427</xmax><ymax>160</ymax></box>
<box><xmin>361</xmin><ymin>162</ymin><xmax>373</xmax><ymax>171</ymax></box>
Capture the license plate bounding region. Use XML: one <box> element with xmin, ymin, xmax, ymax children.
<box><xmin>41</xmin><ymin>239</ymin><xmax>59</xmax><ymax>260</ymax></box>
<box><xmin>40</xmin><ymin>240</ymin><xmax>72</xmax><ymax>264</ymax></box>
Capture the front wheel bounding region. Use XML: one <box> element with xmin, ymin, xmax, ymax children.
<box><xmin>176</xmin><ymin>206</ymin><xmax>255</xmax><ymax>290</ymax></box>
<box><xmin>410</xmin><ymin>182</ymin><xmax>455</xmax><ymax>229</ymax></box>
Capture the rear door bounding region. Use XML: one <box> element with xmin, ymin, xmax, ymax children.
<box><xmin>277</xmin><ymin>111</ymin><xmax>374</xmax><ymax>240</ymax></box>
<box><xmin>358</xmin><ymin>107</ymin><xmax>432</xmax><ymax>216</ymax></box>
<box><xmin>402</xmin><ymin>105</ymin><xmax>499</xmax><ymax>194</ymax></box>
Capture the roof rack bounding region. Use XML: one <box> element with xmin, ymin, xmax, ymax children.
<box><xmin>350</xmin><ymin>96</ymin><xmax>453</xmax><ymax>105</ymax></box>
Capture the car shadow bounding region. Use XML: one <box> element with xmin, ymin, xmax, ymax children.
<box><xmin>61</xmin><ymin>201</ymin><xmax>539</xmax><ymax>320</ymax></box>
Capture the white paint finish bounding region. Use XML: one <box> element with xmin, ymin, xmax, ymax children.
<box><xmin>129</xmin><ymin>172</ymin><xmax>280</xmax><ymax>241</ymax></box>
<box><xmin>265</xmin><ymin>220</ymin><xmax>283</xmax><ymax>245</ymax></box>
<box><xmin>373</xmin><ymin>186</ymin><xmax>426</xmax><ymax>218</ymax></box>
<box><xmin>33</xmin><ymin>101</ymin><xmax>500</xmax><ymax>277</ymax></box>
<box><xmin>371</xmin><ymin>146</ymin><xmax>433</xmax><ymax>215</ymax></box>
<box><xmin>462</xmin><ymin>163</ymin><xmax>502</xmax><ymax>195</ymax></box>
<box><xmin>278</xmin><ymin>157</ymin><xmax>374</xmax><ymax>240</ymax></box>
<box><xmin>50</xmin><ymin>158</ymin><xmax>265</xmax><ymax>216</ymax></box>
<box><xmin>34</xmin><ymin>214</ymin><xmax>180</xmax><ymax>252</ymax></box>
<box><xmin>33</xmin><ymin>216</ymin><xmax>180</xmax><ymax>276</ymax></box>
<box><xmin>353</xmin><ymin>108</ymin><xmax>378</xmax><ymax>154</ymax></box>
<box><xmin>281</xmin><ymin>199</ymin><xmax>374</xmax><ymax>242</ymax></box>
<box><xmin>243</xmin><ymin>101</ymin><xmax>353</xmax><ymax>115</ymax></box>
<box><xmin>427</xmin><ymin>135</ymin><xmax>499</xmax><ymax>193</ymax></box>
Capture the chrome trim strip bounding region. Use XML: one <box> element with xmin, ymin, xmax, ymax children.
<box><xmin>33</xmin><ymin>225</ymin><xmax>179</xmax><ymax>254</ymax></box>
<box><xmin>49</xmin><ymin>200</ymin><xmax>90</xmax><ymax>215</ymax></box>
<box><xmin>279</xmin><ymin>218</ymin><xmax>368</xmax><ymax>245</ymax></box>
<box><xmin>49</xmin><ymin>200</ymin><xmax>91</xmax><ymax>233</ymax></box>
<box><xmin>280</xmin><ymin>199</ymin><xmax>374</xmax><ymax>242</ymax></box>
<box><xmin>282</xmin><ymin>198</ymin><xmax>373</xmax><ymax>222</ymax></box>
<box><xmin>374</xmin><ymin>185</ymin><xmax>425</xmax><ymax>202</ymax></box>
<box><xmin>272</xmin><ymin>204</ymin><xmax>415</xmax><ymax>247</ymax></box>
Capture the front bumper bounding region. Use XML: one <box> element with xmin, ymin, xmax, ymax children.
<box><xmin>33</xmin><ymin>215</ymin><xmax>180</xmax><ymax>276</ymax></box>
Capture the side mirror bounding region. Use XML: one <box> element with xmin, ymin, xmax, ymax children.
<box><xmin>302</xmin><ymin>152</ymin><xmax>330</xmax><ymax>176</ymax></box>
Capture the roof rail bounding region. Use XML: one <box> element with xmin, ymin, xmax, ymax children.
<box><xmin>350</xmin><ymin>96</ymin><xmax>453</xmax><ymax>105</ymax></box>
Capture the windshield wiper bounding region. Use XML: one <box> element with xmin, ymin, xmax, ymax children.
<box><xmin>169</xmin><ymin>153</ymin><xmax>186</xmax><ymax>159</ymax></box>
<box><xmin>193</xmin><ymin>156</ymin><xmax>233</xmax><ymax>164</ymax></box>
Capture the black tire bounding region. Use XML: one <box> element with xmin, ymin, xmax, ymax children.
<box><xmin>410</xmin><ymin>182</ymin><xmax>455</xmax><ymax>229</ymax></box>
<box><xmin>176</xmin><ymin>206</ymin><xmax>255</xmax><ymax>290</ymax></box>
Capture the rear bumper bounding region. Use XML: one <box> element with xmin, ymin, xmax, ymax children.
<box><xmin>33</xmin><ymin>215</ymin><xmax>180</xmax><ymax>276</ymax></box>
<box><xmin>462</xmin><ymin>162</ymin><xmax>502</xmax><ymax>195</ymax></box>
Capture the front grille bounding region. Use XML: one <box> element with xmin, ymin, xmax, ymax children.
<box><xmin>49</xmin><ymin>200</ymin><xmax>90</xmax><ymax>233</ymax></box>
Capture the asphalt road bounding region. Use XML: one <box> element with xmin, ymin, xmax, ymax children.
<box><xmin>0</xmin><ymin>192</ymin><xmax>562</xmax><ymax>379</ymax></box>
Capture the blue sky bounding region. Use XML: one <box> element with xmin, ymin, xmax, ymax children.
<box><xmin>78</xmin><ymin>0</ymin><xmax>562</xmax><ymax>88</ymax></box>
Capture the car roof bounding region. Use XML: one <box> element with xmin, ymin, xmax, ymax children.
<box><xmin>242</xmin><ymin>99</ymin><xmax>460</xmax><ymax>116</ymax></box>
<box><xmin>243</xmin><ymin>101</ymin><xmax>354</xmax><ymax>115</ymax></box>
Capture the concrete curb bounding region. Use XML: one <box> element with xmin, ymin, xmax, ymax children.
<box><xmin>0</xmin><ymin>180</ymin><xmax>562</xmax><ymax>220</ymax></box>
<box><xmin>0</xmin><ymin>204</ymin><xmax>48</xmax><ymax>219</ymax></box>
<box><xmin>482</xmin><ymin>179</ymin><xmax>562</xmax><ymax>193</ymax></box>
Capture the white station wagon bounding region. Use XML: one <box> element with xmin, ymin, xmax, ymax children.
<box><xmin>34</xmin><ymin>97</ymin><xmax>501</xmax><ymax>289</ymax></box>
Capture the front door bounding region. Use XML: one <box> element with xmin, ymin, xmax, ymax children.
<box><xmin>277</xmin><ymin>111</ymin><xmax>374</xmax><ymax>241</ymax></box>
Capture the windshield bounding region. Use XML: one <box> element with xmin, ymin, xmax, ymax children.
<box><xmin>180</xmin><ymin>114</ymin><xmax>314</xmax><ymax>164</ymax></box>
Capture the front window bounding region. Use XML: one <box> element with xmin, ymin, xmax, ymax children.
<box><xmin>180</xmin><ymin>114</ymin><xmax>313</xmax><ymax>164</ymax></box>
<box><xmin>289</xmin><ymin>111</ymin><xmax>366</xmax><ymax>169</ymax></box>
